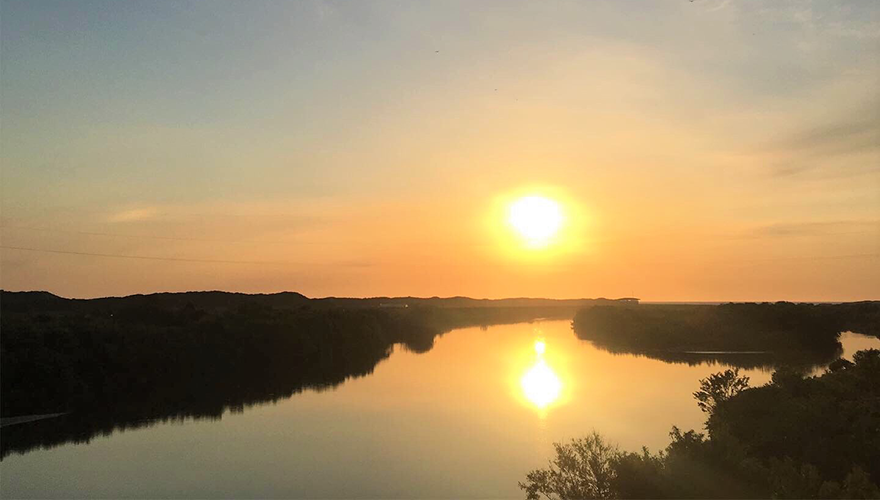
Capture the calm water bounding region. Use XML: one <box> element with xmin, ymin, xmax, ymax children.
<box><xmin>2</xmin><ymin>320</ymin><xmax>878</xmax><ymax>498</ymax></box>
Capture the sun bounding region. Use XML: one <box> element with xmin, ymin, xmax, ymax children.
<box><xmin>508</xmin><ymin>196</ymin><xmax>564</xmax><ymax>244</ymax></box>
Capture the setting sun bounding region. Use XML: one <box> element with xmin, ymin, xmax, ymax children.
<box><xmin>508</xmin><ymin>196</ymin><xmax>564</xmax><ymax>245</ymax></box>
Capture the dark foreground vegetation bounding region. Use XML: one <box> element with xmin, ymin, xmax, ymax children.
<box><xmin>521</xmin><ymin>349</ymin><xmax>880</xmax><ymax>499</ymax></box>
<box><xmin>573</xmin><ymin>302</ymin><xmax>879</xmax><ymax>368</ymax></box>
<box><xmin>0</xmin><ymin>290</ymin><xmax>598</xmax><ymax>458</ymax></box>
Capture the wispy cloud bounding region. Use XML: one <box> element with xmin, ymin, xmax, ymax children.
<box><xmin>771</xmin><ymin>119</ymin><xmax>880</xmax><ymax>155</ymax></box>
<box><xmin>107</xmin><ymin>208</ymin><xmax>159</xmax><ymax>223</ymax></box>
<box><xmin>750</xmin><ymin>220</ymin><xmax>880</xmax><ymax>237</ymax></box>
<box><xmin>705</xmin><ymin>0</ymin><xmax>733</xmax><ymax>13</ymax></box>
<box><xmin>761</xmin><ymin>111</ymin><xmax>880</xmax><ymax>178</ymax></box>
<box><xmin>753</xmin><ymin>1</ymin><xmax>880</xmax><ymax>39</ymax></box>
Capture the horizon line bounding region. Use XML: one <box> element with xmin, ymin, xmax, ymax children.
<box><xmin>2</xmin><ymin>289</ymin><xmax>877</xmax><ymax>304</ymax></box>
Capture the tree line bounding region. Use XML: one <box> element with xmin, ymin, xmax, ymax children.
<box><xmin>572</xmin><ymin>302</ymin><xmax>879</xmax><ymax>368</ymax></box>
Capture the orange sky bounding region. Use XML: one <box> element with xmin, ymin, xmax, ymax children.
<box><xmin>1</xmin><ymin>1</ymin><xmax>878</xmax><ymax>301</ymax></box>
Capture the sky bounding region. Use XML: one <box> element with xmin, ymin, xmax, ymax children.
<box><xmin>1</xmin><ymin>0</ymin><xmax>878</xmax><ymax>301</ymax></box>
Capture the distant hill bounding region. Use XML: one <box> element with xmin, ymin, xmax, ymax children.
<box><xmin>0</xmin><ymin>290</ymin><xmax>637</xmax><ymax>313</ymax></box>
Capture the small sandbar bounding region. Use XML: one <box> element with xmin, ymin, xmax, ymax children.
<box><xmin>0</xmin><ymin>413</ymin><xmax>66</xmax><ymax>428</ymax></box>
<box><xmin>682</xmin><ymin>351</ymin><xmax>770</xmax><ymax>355</ymax></box>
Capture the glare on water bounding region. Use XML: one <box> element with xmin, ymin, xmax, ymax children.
<box><xmin>520</xmin><ymin>338</ymin><xmax>563</xmax><ymax>411</ymax></box>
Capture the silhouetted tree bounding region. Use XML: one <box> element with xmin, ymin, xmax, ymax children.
<box><xmin>519</xmin><ymin>432</ymin><xmax>619</xmax><ymax>500</ymax></box>
<box><xmin>693</xmin><ymin>368</ymin><xmax>749</xmax><ymax>416</ymax></box>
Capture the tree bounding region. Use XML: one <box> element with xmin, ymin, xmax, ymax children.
<box><xmin>841</xmin><ymin>467</ymin><xmax>880</xmax><ymax>499</ymax></box>
<box><xmin>693</xmin><ymin>368</ymin><xmax>749</xmax><ymax>416</ymax></box>
<box><xmin>519</xmin><ymin>432</ymin><xmax>619</xmax><ymax>500</ymax></box>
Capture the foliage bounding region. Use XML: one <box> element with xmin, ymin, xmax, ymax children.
<box><xmin>709</xmin><ymin>349</ymin><xmax>880</xmax><ymax>489</ymax></box>
<box><xmin>521</xmin><ymin>427</ymin><xmax>761</xmax><ymax>499</ymax></box>
<box><xmin>519</xmin><ymin>432</ymin><xmax>619</xmax><ymax>500</ymax></box>
<box><xmin>693</xmin><ymin>368</ymin><xmax>749</xmax><ymax>416</ymax></box>
<box><xmin>522</xmin><ymin>350</ymin><xmax>880</xmax><ymax>499</ymax></box>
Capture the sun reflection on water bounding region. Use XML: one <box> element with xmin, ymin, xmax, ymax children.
<box><xmin>520</xmin><ymin>339</ymin><xmax>562</xmax><ymax>411</ymax></box>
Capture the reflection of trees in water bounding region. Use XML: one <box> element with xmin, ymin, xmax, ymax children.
<box><xmin>1</xmin><ymin>373</ymin><xmax>372</xmax><ymax>460</ymax></box>
<box><xmin>584</xmin><ymin>341</ymin><xmax>843</xmax><ymax>372</ymax></box>
<box><xmin>1</xmin><ymin>346</ymin><xmax>390</xmax><ymax>459</ymax></box>
<box><xmin>1</xmin><ymin>301</ymin><xmax>576</xmax><ymax>460</ymax></box>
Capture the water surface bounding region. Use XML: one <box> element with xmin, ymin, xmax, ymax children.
<box><xmin>2</xmin><ymin>321</ymin><xmax>877</xmax><ymax>498</ymax></box>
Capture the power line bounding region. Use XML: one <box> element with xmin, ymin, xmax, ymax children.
<box><xmin>0</xmin><ymin>245</ymin><xmax>293</xmax><ymax>265</ymax></box>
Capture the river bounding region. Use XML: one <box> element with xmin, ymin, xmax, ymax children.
<box><xmin>2</xmin><ymin>320</ymin><xmax>877</xmax><ymax>498</ymax></box>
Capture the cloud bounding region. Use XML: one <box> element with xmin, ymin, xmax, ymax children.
<box><xmin>762</xmin><ymin>111</ymin><xmax>880</xmax><ymax>178</ymax></box>
<box><xmin>750</xmin><ymin>220</ymin><xmax>880</xmax><ymax>237</ymax></box>
<box><xmin>311</xmin><ymin>0</ymin><xmax>337</xmax><ymax>20</ymax></box>
<box><xmin>752</xmin><ymin>2</ymin><xmax>880</xmax><ymax>39</ymax></box>
<box><xmin>107</xmin><ymin>208</ymin><xmax>159</xmax><ymax>223</ymax></box>
<box><xmin>705</xmin><ymin>0</ymin><xmax>733</xmax><ymax>13</ymax></box>
<box><xmin>335</xmin><ymin>259</ymin><xmax>374</xmax><ymax>268</ymax></box>
<box><xmin>771</xmin><ymin>119</ymin><xmax>880</xmax><ymax>155</ymax></box>
<box><xmin>826</xmin><ymin>20</ymin><xmax>880</xmax><ymax>40</ymax></box>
